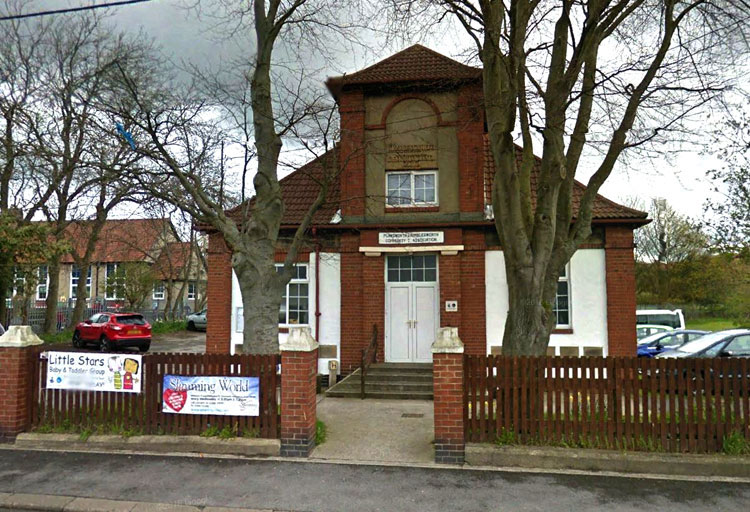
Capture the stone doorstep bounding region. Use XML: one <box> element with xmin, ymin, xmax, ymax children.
<box><xmin>0</xmin><ymin>492</ymin><xmax>274</xmax><ymax>512</ymax></box>
<box><xmin>465</xmin><ymin>443</ymin><xmax>750</xmax><ymax>479</ymax></box>
<box><xmin>13</xmin><ymin>433</ymin><xmax>280</xmax><ymax>457</ymax></box>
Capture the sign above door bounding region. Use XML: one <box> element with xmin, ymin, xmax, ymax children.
<box><xmin>379</xmin><ymin>231</ymin><xmax>444</xmax><ymax>245</ymax></box>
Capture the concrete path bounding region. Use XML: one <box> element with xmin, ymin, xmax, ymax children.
<box><xmin>312</xmin><ymin>397</ymin><xmax>434</xmax><ymax>464</ymax></box>
<box><xmin>1</xmin><ymin>449</ymin><xmax>749</xmax><ymax>512</ymax></box>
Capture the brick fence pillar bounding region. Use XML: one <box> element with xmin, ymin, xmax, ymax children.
<box><xmin>0</xmin><ymin>326</ymin><xmax>43</xmax><ymax>440</ymax></box>
<box><xmin>206</xmin><ymin>232</ymin><xmax>232</xmax><ymax>354</ymax></box>
<box><xmin>605</xmin><ymin>225</ymin><xmax>637</xmax><ymax>357</ymax></box>
<box><xmin>280</xmin><ymin>327</ymin><xmax>318</xmax><ymax>457</ymax></box>
<box><xmin>432</xmin><ymin>327</ymin><xmax>465</xmax><ymax>464</ymax></box>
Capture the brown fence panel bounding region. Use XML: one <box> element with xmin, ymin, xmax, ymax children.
<box><xmin>465</xmin><ymin>355</ymin><xmax>750</xmax><ymax>454</ymax></box>
<box><xmin>28</xmin><ymin>350</ymin><xmax>281</xmax><ymax>438</ymax></box>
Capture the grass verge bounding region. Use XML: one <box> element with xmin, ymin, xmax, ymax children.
<box><xmin>316</xmin><ymin>420</ymin><xmax>327</xmax><ymax>445</ymax></box>
<box><xmin>686</xmin><ymin>317</ymin><xmax>738</xmax><ymax>331</ymax></box>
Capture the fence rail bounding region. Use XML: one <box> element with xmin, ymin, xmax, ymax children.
<box><xmin>464</xmin><ymin>355</ymin><xmax>750</xmax><ymax>453</ymax></box>
<box><xmin>28</xmin><ymin>349</ymin><xmax>280</xmax><ymax>438</ymax></box>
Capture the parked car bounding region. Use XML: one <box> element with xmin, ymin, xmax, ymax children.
<box><xmin>655</xmin><ymin>329</ymin><xmax>750</xmax><ymax>359</ymax></box>
<box><xmin>637</xmin><ymin>330</ymin><xmax>710</xmax><ymax>358</ymax></box>
<box><xmin>72</xmin><ymin>313</ymin><xmax>151</xmax><ymax>352</ymax></box>
<box><xmin>186</xmin><ymin>309</ymin><xmax>207</xmax><ymax>332</ymax></box>
<box><xmin>637</xmin><ymin>324</ymin><xmax>673</xmax><ymax>341</ymax></box>
<box><xmin>636</xmin><ymin>308</ymin><xmax>685</xmax><ymax>329</ymax></box>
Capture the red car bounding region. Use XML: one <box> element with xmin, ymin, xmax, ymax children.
<box><xmin>72</xmin><ymin>313</ymin><xmax>151</xmax><ymax>352</ymax></box>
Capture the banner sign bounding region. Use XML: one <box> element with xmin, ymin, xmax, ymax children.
<box><xmin>162</xmin><ymin>375</ymin><xmax>259</xmax><ymax>416</ymax></box>
<box><xmin>379</xmin><ymin>231</ymin><xmax>444</xmax><ymax>245</ymax></box>
<box><xmin>45</xmin><ymin>352</ymin><xmax>142</xmax><ymax>393</ymax></box>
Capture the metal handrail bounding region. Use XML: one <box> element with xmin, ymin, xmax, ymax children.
<box><xmin>360</xmin><ymin>324</ymin><xmax>378</xmax><ymax>399</ymax></box>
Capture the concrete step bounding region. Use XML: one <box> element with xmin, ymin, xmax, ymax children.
<box><xmin>325</xmin><ymin>388</ymin><xmax>434</xmax><ymax>400</ymax></box>
<box><xmin>326</xmin><ymin>381</ymin><xmax>433</xmax><ymax>393</ymax></box>
<box><xmin>325</xmin><ymin>363</ymin><xmax>434</xmax><ymax>400</ymax></box>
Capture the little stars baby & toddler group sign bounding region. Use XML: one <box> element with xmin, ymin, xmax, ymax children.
<box><xmin>45</xmin><ymin>352</ymin><xmax>142</xmax><ymax>393</ymax></box>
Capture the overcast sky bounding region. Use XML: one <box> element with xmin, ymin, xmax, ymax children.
<box><xmin>12</xmin><ymin>0</ymin><xmax>739</xmax><ymax>220</ymax></box>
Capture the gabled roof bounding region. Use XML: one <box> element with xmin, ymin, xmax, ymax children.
<box><xmin>224</xmin><ymin>149</ymin><xmax>341</xmax><ymax>227</ymax></box>
<box><xmin>327</xmin><ymin>44</ymin><xmax>481</xmax><ymax>92</ymax></box>
<box><xmin>152</xmin><ymin>242</ymin><xmax>194</xmax><ymax>280</ymax></box>
<box><xmin>482</xmin><ymin>136</ymin><xmax>647</xmax><ymax>220</ymax></box>
<box><xmin>61</xmin><ymin>218</ymin><xmax>174</xmax><ymax>264</ymax></box>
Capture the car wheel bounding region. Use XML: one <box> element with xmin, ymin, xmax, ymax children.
<box><xmin>187</xmin><ymin>321</ymin><xmax>196</xmax><ymax>331</ymax></box>
<box><xmin>72</xmin><ymin>331</ymin><xmax>84</xmax><ymax>348</ymax></box>
<box><xmin>100</xmin><ymin>336</ymin><xmax>112</xmax><ymax>352</ymax></box>
<box><xmin>138</xmin><ymin>343</ymin><xmax>150</xmax><ymax>353</ymax></box>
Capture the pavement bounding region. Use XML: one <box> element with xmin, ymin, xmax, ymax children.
<box><xmin>312</xmin><ymin>397</ymin><xmax>434</xmax><ymax>464</ymax></box>
<box><xmin>1</xmin><ymin>448</ymin><xmax>750</xmax><ymax>512</ymax></box>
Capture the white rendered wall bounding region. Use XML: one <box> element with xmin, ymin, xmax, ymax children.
<box><xmin>485</xmin><ymin>249</ymin><xmax>609</xmax><ymax>356</ymax></box>
<box><xmin>229</xmin><ymin>253</ymin><xmax>342</xmax><ymax>373</ymax></box>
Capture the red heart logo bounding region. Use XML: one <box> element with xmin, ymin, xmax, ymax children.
<box><xmin>163</xmin><ymin>388</ymin><xmax>187</xmax><ymax>412</ymax></box>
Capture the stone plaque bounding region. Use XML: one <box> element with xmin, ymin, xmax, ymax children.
<box><xmin>386</xmin><ymin>143</ymin><xmax>437</xmax><ymax>170</ymax></box>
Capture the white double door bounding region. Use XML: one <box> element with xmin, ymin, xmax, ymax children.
<box><xmin>385</xmin><ymin>255</ymin><xmax>439</xmax><ymax>363</ymax></box>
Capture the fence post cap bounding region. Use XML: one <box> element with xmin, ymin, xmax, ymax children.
<box><xmin>432</xmin><ymin>327</ymin><xmax>464</xmax><ymax>354</ymax></box>
<box><xmin>0</xmin><ymin>325</ymin><xmax>44</xmax><ymax>348</ymax></box>
<box><xmin>280</xmin><ymin>326</ymin><xmax>319</xmax><ymax>352</ymax></box>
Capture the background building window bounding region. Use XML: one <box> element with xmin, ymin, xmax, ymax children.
<box><xmin>37</xmin><ymin>265</ymin><xmax>48</xmax><ymax>300</ymax></box>
<box><xmin>71</xmin><ymin>265</ymin><xmax>92</xmax><ymax>299</ymax></box>
<box><xmin>553</xmin><ymin>266</ymin><xmax>570</xmax><ymax>327</ymax></box>
<box><xmin>153</xmin><ymin>281</ymin><xmax>165</xmax><ymax>300</ymax></box>
<box><xmin>105</xmin><ymin>262</ymin><xmax>122</xmax><ymax>299</ymax></box>
<box><xmin>275</xmin><ymin>263</ymin><xmax>309</xmax><ymax>325</ymax></box>
<box><xmin>187</xmin><ymin>281</ymin><xmax>196</xmax><ymax>300</ymax></box>
<box><xmin>386</xmin><ymin>170</ymin><xmax>437</xmax><ymax>207</ymax></box>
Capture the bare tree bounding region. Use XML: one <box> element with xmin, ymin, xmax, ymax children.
<box><xmin>390</xmin><ymin>0</ymin><xmax>750</xmax><ymax>354</ymax></box>
<box><xmin>106</xmin><ymin>0</ymin><xmax>356</xmax><ymax>354</ymax></box>
<box><xmin>635</xmin><ymin>198</ymin><xmax>706</xmax><ymax>263</ymax></box>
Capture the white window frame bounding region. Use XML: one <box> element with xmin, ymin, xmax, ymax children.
<box><xmin>187</xmin><ymin>281</ymin><xmax>196</xmax><ymax>300</ymax></box>
<box><xmin>105</xmin><ymin>262</ymin><xmax>122</xmax><ymax>300</ymax></box>
<box><xmin>36</xmin><ymin>265</ymin><xmax>49</xmax><ymax>301</ymax></box>
<box><xmin>275</xmin><ymin>263</ymin><xmax>310</xmax><ymax>326</ymax></box>
<box><xmin>153</xmin><ymin>281</ymin><xmax>165</xmax><ymax>300</ymax></box>
<box><xmin>385</xmin><ymin>170</ymin><xmax>438</xmax><ymax>208</ymax></box>
<box><xmin>70</xmin><ymin>265</ymin><xmax>92</xmax><ymax>299</ymax></box>
<box><xmin>553</xmin><ymin>265</ymin><xmax>571</xmax><ymax>328</ymax></box>
<box><xmin>12</xmin><ymin>267</ymin><xmax>24</xmax><ymax>296</ymax></box>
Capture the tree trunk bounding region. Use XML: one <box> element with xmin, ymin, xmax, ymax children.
<box><xmin>43</xmin><ymin>256</ymin><xmax>61</xmax><ymax>333</ymax></box>
<box><xmin>502</xmin><ymin>262</ymin><xmax>559</xmax><ymax>355</ymax></box>
<box><xmin>71</xmin><ymin>265</ymin><xmax>89</xmax><ymax>327</ymax></box>
<box><xmin>234</xmin><ymin>249</ymin><xmax>282</xmax><ymax>355</ymax></box>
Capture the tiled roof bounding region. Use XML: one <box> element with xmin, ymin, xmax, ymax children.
<box><xmin>153</xmin><ymin>242</ymin><xmax>193</xmax><ymax>280</ymax></box>
<box><xmin>483</xmin><ymin>136</ymin><xmax>647</xmax><ymax>220</ymax></box>
<box><xmin>225</xmin><ymin>149</ymin><xmax>341</xmax><ymax>227</ymax></box>
<box><xmin>61</xmin><ymin>218</ymin><xmax>173</xmax><ymax>264</ymax></box>
<box><xmin>327</xmin><ymin>44</ymin><xmax>481</xmax><ymax>89</ymax></box>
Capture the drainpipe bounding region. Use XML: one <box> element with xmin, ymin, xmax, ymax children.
<box><xmin>312</xmin><ymin>227</ymin><xmax>321</xmax><ymax>342</ymax></box>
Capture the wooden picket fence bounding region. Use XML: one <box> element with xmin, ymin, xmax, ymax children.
<box><xmin>28</xmin><ymin>349</ymin><xmax>280</xmax><ymax>438</ymax></box>
<box><xmin>464</xmin><ymin>355</ymin><xmax>750</xmax><ymax>453</ymax></box>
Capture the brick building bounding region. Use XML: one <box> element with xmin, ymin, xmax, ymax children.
<box><xmin>204</xmin><ymin>45</ymin><xmax>648</xmax><ymax>375</ymax></box>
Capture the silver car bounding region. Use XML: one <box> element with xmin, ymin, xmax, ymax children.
<box><xmin>186</xmin><ymin>309</ymin><xmax>207</xmax><ymax>331</ymax></box>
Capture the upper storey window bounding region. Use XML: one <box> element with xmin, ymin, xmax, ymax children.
<box><xmin>386</xmin><ymin>170</ymin><xmax>437</xmax><ymax>207</ymax></box>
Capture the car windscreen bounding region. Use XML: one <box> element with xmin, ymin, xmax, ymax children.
<box><xmin>116</xmin><ymin>315</ymin><xmax>146</xmax><ymax>326</ymax></box>
<box><xmin>637</xmin><ymin>332</ymin><xmax>668</xmax><ymax>346</ymax></box>
<box><xmin>675</xmin><ymin>332</ymin><xmax>727</xmax><ymax>353</ymax></box>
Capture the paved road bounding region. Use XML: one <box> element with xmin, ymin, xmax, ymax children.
<box><xmin>1</xmin><ymin>449</ymin><xmax>748</xmax><ymax>511</ymax></box>
<box><xmin>48</xmin><ymin>330</ymin><xmax>206</xmax><ymax>354</ymax></box>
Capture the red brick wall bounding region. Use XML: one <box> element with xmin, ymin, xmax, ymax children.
<box><xmin>605</xmin><ymin>225</ymin><xmax>637</xmax><ymax>357</ymax></box>
<box><xmin>433</xmin><ymin>352</ymin><xmax>465</xmax><ymax>463</ymax></box>
<box><xmin>339</xmin><ymin>232</ymin><xmax>365</xmax><ymax>373</ymax></box>
<box><xmin>363</xmin><ymin>255</ymin><xmax>386</xmax><ymax>363</ymax></box>
<box><xmin>0</xmin><ymin>347</ymin><xmax>33</xmax><ymax>438</ymax></box>
<box><xmin>457</xmin><ymin>83</ymin><xmax>484</xmax><ymax>213</ymax></box>
<box><xmin>460</xmin><ymin>230</ymin><xmax>486</xmax><ymax>355</ymax></box>
<box><xmin>206</xmin><ymin>232</ymin><xmax>232</xmax><ymax>354</ymax></box>
<box><xmin>339</xmin><ymin>90</ymin><xmax>366</xmax><ymax>217</ymax></box>
<box><xmin>280</xmin><ymin>347</ymin><xmax>318</xmax><ymax>457</ymax></box>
